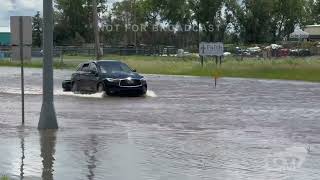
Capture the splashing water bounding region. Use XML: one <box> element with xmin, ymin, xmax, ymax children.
<box><xmin>54</xmin><ymin>90</ymin><xmax>106</xmax><ymax>98</ymax></box>
<box><xmin>146</xmin><ymin>90</ymin><xmax>157</xmax><ymax>97</ymax></box>
<box><xmin>0</xmin><ymin>87</ymin><xmax>42</xmax><ymax>95</ymax></box>
<box><xmin>0</xmin><ymin>87</ymin><xmax>157</xmax><ymax>98</ymax></box>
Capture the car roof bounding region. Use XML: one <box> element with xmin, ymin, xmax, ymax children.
<box><xmin>94</xmin><ymin>60</ymin><xmax>121</xmax><ymax>63</ymax></box>
<box><xmin>79</xmin><ymin>60</ymin><xmax>122</xmax><ymax>67</ymax></box>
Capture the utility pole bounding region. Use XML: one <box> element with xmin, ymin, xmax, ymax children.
<box><xmin>38</xmin><ymin>0</ymin><xmax>58</xmax><ymax>129</ymax></box>
<box><xmin>133</xmin><ymin>0</ymin><xmax>137</xmax><ymax>54</ymax></box>
<box><xmin>19</xmin><ymin>16</ymin><xmax>25</xmax><ymax>125</ymax></box>
<box><xmin>93</xmin><ymin>0</ymin><xmax>101</xmax><ymax>60</ymax></box>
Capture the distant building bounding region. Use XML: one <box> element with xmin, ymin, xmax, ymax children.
<box><xmin>0</xmin><ymin>27</ymin><xmax>11</xmax><ymax>46</ymax></box>
<box><xmin>304</xmin><ymin>25</ymin><xmax>320</xmax><ymax>41</ymax></box>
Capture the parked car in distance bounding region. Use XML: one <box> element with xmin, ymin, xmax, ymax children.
<box><xmin>62</xmin><ymin>60</ymin><xmax>147</xmax><ymax>96</ymax></box>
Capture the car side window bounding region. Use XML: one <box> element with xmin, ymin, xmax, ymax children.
<box><xmin>81</xmin><ymin>63</ymin><xmax>90</xmax><ymax>72</ymax></box>
<box><xmin>76</xmin><ymin>64</ymin><xmax>82</xmax><ymax>71</ymax></box>
<box><xmin>89</xmin><ymin>63</ymin><xmax>98</xmax><ymax>73</ymax></box>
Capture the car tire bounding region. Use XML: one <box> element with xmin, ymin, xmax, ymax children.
<box><xmin>105</xmin><ymin>89</ymin><xmax>114</xmax><ymax>96</ymax></box>
<box><xmin>72</xmin><ymin>82</ymin><xmax>78</xmax><ymax>92</ymax></box>
<box><xmin>97</xmin><ymin>83</ymin><xmax>104</xmax><ymax>93</ymax></box>
<box><xmin>141</xmin><ymin>85</ymin><xmax>147</xmax><ymax>95</ymax></box>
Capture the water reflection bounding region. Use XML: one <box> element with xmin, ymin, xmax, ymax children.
<box><xmin>39</xmin><ymin>130</ymin><xmax>57</xmax><ymax>180</ymax></box>
<box><xmin>84</xmin><ymin>135</ymin><xmax>98</xmax><ymax>180</ymax></box>
<box><xmin>18</xmin><ymin>127</ymin><xmax>25</xmax><ymax>180</ymax></box>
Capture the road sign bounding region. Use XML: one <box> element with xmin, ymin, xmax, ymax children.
<box><xmin>10</xmin><ymin>16</ymin><xmax>32</xmax><ymax>46</ymax></box>
<box><xmin>199</xmin><ymin>42</ymin><xmax>224</xmax><ymax>56</ymax></box>
<box><xmin>10</xmin><ymin>16</ymin><xmax>32</xmax><ymax>61</ymax></box>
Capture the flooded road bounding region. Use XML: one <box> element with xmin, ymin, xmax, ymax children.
<box><xmin>0</xmin><ymin>67</ymin><xmax>320</xmax><ymax>180</ymax></box>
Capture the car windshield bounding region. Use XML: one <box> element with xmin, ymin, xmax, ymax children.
<box><xmin>98</xmin><ymin>61</ymin><xmax>132</xmax><ymax>74</ymax></box>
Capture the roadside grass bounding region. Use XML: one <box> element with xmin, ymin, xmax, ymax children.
<box><xmin>0</xmin><ymin>175</ymin><xmax>9</xmax><ymax>180</ymax></box>
<box><xmin>1</xmin><ymin>55</ymin><xmax>320</xmax><ymax>82</ymax></box>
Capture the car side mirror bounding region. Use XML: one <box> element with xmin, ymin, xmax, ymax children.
<box><xmin>132</xmin><ymin>69</ymin><xmax>137</xmax><ymax>72</ymax></box>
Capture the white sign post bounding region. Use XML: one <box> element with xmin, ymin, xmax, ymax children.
<box><xmin>199</xmin><ymin>42</ymin><xmax>224</xmax><ymax>56</ymax></box>
<box><xmin>199</xmin><ymin>42</ymin><xmax>224</xmax><ymax>87</ymax></box>
<box><xmin>199</xmin><ymin>42</ymin><xmax>224</xmax><ymax>66</ymax></box>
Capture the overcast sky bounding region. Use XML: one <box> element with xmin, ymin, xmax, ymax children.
<box><xmin>0</xmin><ymin>0</ymin><xmax>120</xmax><ymax>31</ymax></box>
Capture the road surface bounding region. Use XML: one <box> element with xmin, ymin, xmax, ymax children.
<box><xmin>0</xmin><ymin>67</ymin><xmax>320</xmax><ymax>180</ymax></box>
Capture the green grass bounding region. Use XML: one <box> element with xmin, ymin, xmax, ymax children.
<box><xmin>1</xmin><ymin>55</ymin><xmax>320</xmax><ymax>82</ymax></box>
<box><xmin>0</xmin><ymin>175</ymin><xmax>9</xmax><ymax>180</ymax></box>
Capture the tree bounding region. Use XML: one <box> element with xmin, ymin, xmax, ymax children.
<box><xmin>306</xmin><ymin>0</ymin><xmax>320</xmax><ymax>24</ymax></box>
<box><xmin>160</xmin><ymin>0</ymin><xmax>192</xmax><ymax>48</ymax></box>
<box><xmin>110</xmin><ymin>0</ymin><xmax>135</xmax><ymax>45</ymax></box>
<box><xmin>54</xmin><ymin>0</ymin><xmax>107</xmax><ymax>45</ymax></box>
<box><xmin>316</xmin><ymin>0</ymin><xmax>320</xmax><ymax>23</ymax></box>
<box><xmin>32</xmin><ymin>11</ymin><xmax>42</xmax><ymax>47</ymax></box>
<box><xmin>199</xmin><ymin>0</ymin><xmax>228</xmax><ymax>42</ymax></box>
<box><xmin>227</xmin><ymin>0</ymin><xmax>312</xmax><ymax>43</ymax></box>
<box><xmin>272</xmin><ymin>0</ymin><xmax>306</xmax><ymax>41</ymax></box>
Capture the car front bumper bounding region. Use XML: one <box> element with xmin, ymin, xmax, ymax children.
<box><xmin>105</xmin><ymin>81</ymin><xmax>147</xmax><ymax>95</ymax></box>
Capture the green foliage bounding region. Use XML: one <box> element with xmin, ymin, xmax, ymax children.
<box><xmin>272</xmin><ymin>0</ymin><xmax>306</xmax><ymax>40</ymax></box>
<box><xmin>36</xmin><ymin>0</ymin><xmax>319</xmax><ymax>45</ymax></box>
<box><xmin>54</xmin><ymin>0</ymin><xmax>107</xmax><ymax>45</ymax></box>
<box><xmin>228</xmin><ymin>0</ymin><xmax>309</xmax><ymax>43</ymax></box>
<box><xmin>199</xmin><ymin>0</ymin><xmax>225</xmax><ymax>41</ymax></box>
<box><xmin>32</xmin><ymin>11</ymin><xmax>42</xmax><ymax>47</ymax></box>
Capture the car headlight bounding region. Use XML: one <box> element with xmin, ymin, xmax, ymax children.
<box><xmin>105</xmin><ymin>78</ymin><xmax>119</xmax><ymax>82</ymax></box>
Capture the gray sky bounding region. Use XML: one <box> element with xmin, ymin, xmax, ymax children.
<box><xmin>0</xmin><ymin>0</ymin><xmax>121</xmax><ymax>31</ymax></box>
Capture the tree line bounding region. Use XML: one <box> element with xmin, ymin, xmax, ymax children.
<box><xmin>32</xmin><ymin>0</ymin><xmax>320</xmax><ymax>49</ymax></box>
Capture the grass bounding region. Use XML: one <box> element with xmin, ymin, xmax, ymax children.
<box><xmin>1</xmin><ymin>55</ymin><xmax>320</xmax><ymax>82</ymax></box>
<box><xmin>0</xmin><ymin>176</ymin><xmax>9</xmax><ymax>180</ymax></box>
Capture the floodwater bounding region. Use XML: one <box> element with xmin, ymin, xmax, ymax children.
<box><xmin>0</xmin><ymin>67</ymin><xmax>320</xmax><ymax>180</ymax></box>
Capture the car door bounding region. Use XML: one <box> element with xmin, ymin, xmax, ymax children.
<box><xmin>78</xmin><ymin>63</ymin><xmax>90</xmax><ymax>91</ymax></box>
<box><xmin>71</xmin><ymin>64</ymin><xmax>84</xmax><ymax>91</ymax></box>
<box><xmin>86</xmin><ymin>63</ymin><xmax>100</xmax><ymax>92</ymax></box>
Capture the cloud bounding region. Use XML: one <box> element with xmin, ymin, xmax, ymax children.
<box><xmin>0</xmin><ymin>0</ymin><xmax>42</xmax><ymax>27</ymax></box>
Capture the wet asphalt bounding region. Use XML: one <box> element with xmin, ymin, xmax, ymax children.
<box><xmin>0</xmin><ymin>67</ymin><xmax>320</xmax><ymax>180</ymax></box>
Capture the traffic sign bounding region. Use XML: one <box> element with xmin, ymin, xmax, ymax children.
<box><xmin>199</xmin><ymin>42</ymin><xmax>224</xmax><ymax>56</ymax></box>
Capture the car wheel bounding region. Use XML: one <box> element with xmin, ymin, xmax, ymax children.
<box><xmin>142</xmin><ymin>85</ymin><xmax>147</xmax><ymax>95</ymax></box>
<box><xmin>97</xmin><ymin>83</ymin><xmax>104</xmax><ymax>93</ymax></box>
<box><xmin>105</xmin><ymin>89</ymin><xmax>112</xmax><ymax>96</ymax></box>
<box><xmin>72</xmin><ymin>82</ymin><xmax>78</xmax><ymax>92</ymax></box>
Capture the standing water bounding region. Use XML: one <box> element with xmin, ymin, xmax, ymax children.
<box><xmin>0</xmin><ymin>67</ymin><xmax>320</xmax><ymax>180</ymax></box>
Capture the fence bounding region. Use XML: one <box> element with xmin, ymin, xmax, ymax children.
<box><xmin>55</xmin><ymin>46</ymin><xmax>178</xmax><ymax>57</ymax></box>
<box><xmin>0</xmin><ymin>46</ymin><xmax>179</xmax><ymax>60</ymax></box>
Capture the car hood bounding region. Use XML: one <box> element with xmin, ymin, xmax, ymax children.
<box><xmin>102</xmin><ymin>71</ymin><xmax>143</xmax><ymax>79</ymax></box>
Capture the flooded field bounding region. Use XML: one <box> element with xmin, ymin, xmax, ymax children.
<box><xmin>0</xmin><ymin>67</ymin><xmax>320</xmax><ymax>180</ymax></box>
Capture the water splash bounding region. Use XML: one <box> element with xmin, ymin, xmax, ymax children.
<box><xmin>146</xmin><ymin>90</ymin><xmax>157</xmax><ymax>97</ymax></box>
<box><xmin>0</xmin><ymin>87</ymin><xmax>42</xmax><ymax>95</ymax></box>
<box><xmin>54</xmin><ymin>90</ymin><xmax>105</xmax><ymax>99</ymax></box>
<box><xmin>0</xmin><ymin>87</ymin><xmax>157</xmax><ymax>98</ymax></box>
